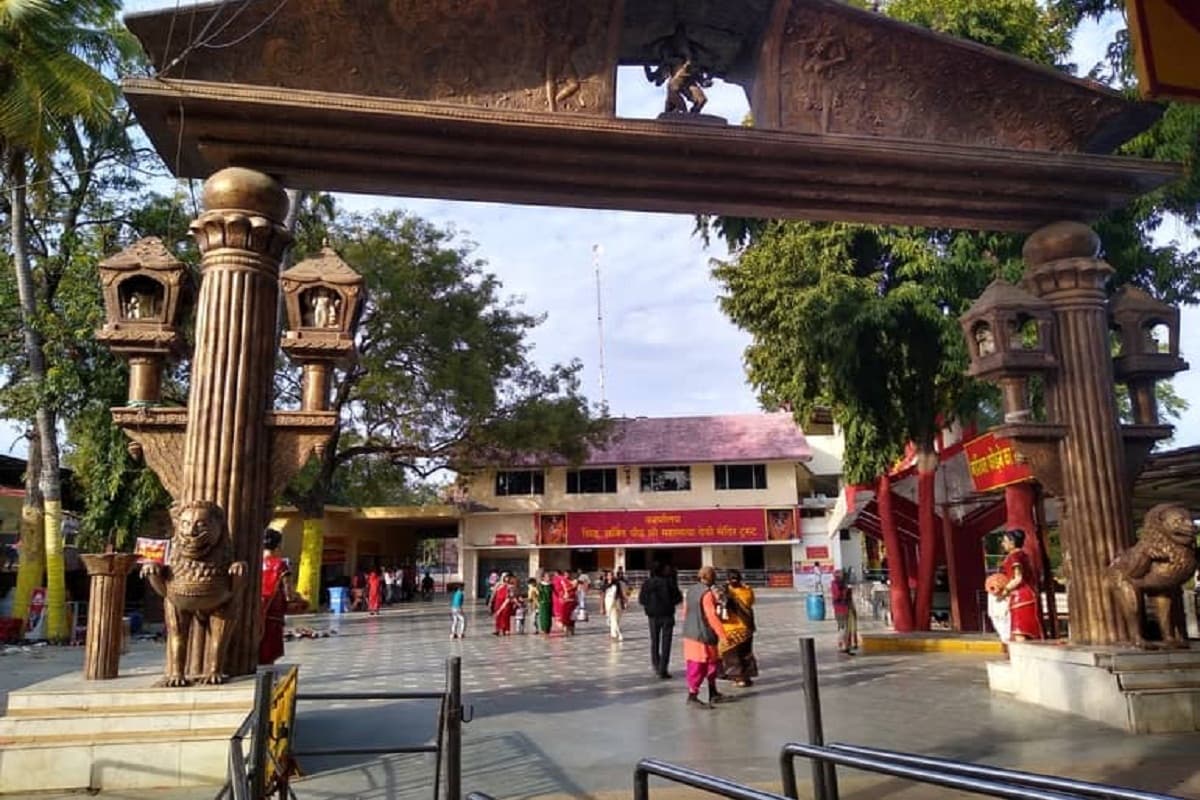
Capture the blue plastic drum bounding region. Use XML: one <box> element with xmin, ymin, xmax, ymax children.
<box><xmin>328</xmin><ymin>586</ymin><xmax>349</xmax><ymax>614</ymax></box>
<box><xmin>805</xmin><ymin>592</ymin><xmax>826</xmax><ymax>621</ymax></box>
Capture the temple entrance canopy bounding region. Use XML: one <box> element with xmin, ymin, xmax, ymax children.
<box><xmin>111</xmin><ymin>0</ymin><xmax>1194</xmax><ymax>683</ymax></box>
<box><xmin>123</xmin><ymin>0</ymin><xmax>1177</xmax><ymax>231</ymax></box>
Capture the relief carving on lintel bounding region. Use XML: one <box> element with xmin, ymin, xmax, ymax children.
<box><xmin>127</xmin><ymin>0</ymin><xmax>621</xmax><ymax>116</ymax></box>
<box><xmin>112</xmin><ymin>406</ymin><xmax>188</xmax><ymax>501</ymax></box>
<box><xmin>267</xmin><ymin>410</ymin><xmax>338</xmax><ymax>501</ymax></box>
<box><xmin>752</xmin><ymin>0</ymin><xmax>1157</xmax><ymax>153</ymax></box>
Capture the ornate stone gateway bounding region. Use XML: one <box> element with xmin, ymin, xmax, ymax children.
<box><xmin>112</xmin><ymin>0</ymin><xmax>1187</xmax><ymax>684</ymax></box>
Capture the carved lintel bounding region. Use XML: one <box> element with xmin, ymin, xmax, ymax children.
<box><xmin>267</xmin><ymin>410</ymin><xmax>338</xmax><ymax>501</ymax></box>
<box><xmin>992</xmin><ymin>422</ymin><xmax>1068</xmax><ymax>497</ymax></box>
<box><xmin>111</xmin><ymin>406</ymin><xmax>188</xmax><ymax>501</ymax></box>
<box><xmin>1121</xmin><ymin>423</ymin><xmax>1174</xmax><ymax>490</ymax></box>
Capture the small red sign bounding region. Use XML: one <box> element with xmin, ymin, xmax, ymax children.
<box><xmin>804</xmin><ymin>545</ymin><xmax>830</xmax><ymax>561</ymax></box>
<box><xmin>493</xmin><ymin>533</ymin><xmax>519</xmax><ymax>546</ymax></box>
<box><xmin>767</xmin><ymin>572</ymin><xmax>793</xmax><ymax>588</ymax></box>
<box><xmin>964</xmin><ymin>432</ymin><xmax>1034</xmax><ymax>492</ymax></box>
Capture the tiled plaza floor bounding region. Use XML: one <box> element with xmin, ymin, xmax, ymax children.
<box><xmin>7</xmin><ymin>591</ymin><xmax>1200</xmax><ymax>799</ymax></box>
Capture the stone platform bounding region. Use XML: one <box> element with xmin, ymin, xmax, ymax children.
<box><xmin>860</xmin><ymin>631</ymin><xmax>1005</xmax><ymax>655</ymax></box>
<box><xmin>0</xmin><ymin>666</ymin><xmax>255</xmax><ymax>794</ymax></box>
<box><xmin>988</xmin><ymin>641</ymin><xmax>1200</xmax><ymax>733</ymax></box>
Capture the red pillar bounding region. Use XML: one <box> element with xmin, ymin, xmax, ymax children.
<box><xmin>878</xmin><ymin>473</ymin><xmax>915</xmax><ymax>632</ymax></box>
<box><xmin>913</xmin><ymin>452</ymin><xmax>938</xmax><ymax>631</ymax></box>
<box><xmin>942</xmin><ymin>513</ymin><xmax>984</xmax><ymax>632</ymax></box>
<box><xmin>1005</xmin><ymin>482</ymin><xmax>1043</xmax><ymax>588</ymax></box>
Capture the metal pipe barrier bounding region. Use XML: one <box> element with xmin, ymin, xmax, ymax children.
<box><xmin>288</xmin><ymin>656</ymin><xmax>466</xmax><ymax>800</ymax></box>
<box><xmin>217</xmin><ymin>670</ymin><xmax>275</xmax><ymax>800</ymax></box>
<box><xmin>779</xmin><ymin>743</ymin><xmax>1182</xmax><ymax>800</ymax></box>
<box><xmin>635</xmin><ymin>758</ymin><xmax>792</xmax><ymax>800</ymax></box>
<box><xmin>825</xmin><ymin>744</ymin><xmax>1186</xmax><ymax>800</ymax></box>
<box><xmin>797</xmin><ymin>637</ymin><xmax>837</xmax><ymax>800</ymax></box>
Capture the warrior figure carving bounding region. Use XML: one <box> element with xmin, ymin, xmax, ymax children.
<box><xmin>1106</xmin><ymin>503</ymin><xmax>1197</xmax><ymax>648</ymax></box>
<box><xmin>141</xmin><ymin>501</ymin><xmax>246</xmax><ymax>686</ymax></box>
<box><xmin>643</xmin><ymin>26</ymin><xmax>713</xmax><ymax>115</ymax></box>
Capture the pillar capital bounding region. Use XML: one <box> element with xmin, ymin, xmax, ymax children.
<box><xmin>189</xmin><ymin>168</ymin><xmax>292</xmax><ymax>265</ymax></box>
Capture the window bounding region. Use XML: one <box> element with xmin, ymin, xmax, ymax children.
<box><xmin>567</xmin><ymin>468</ymin><xmax>618</xmax><ymax>494</ymax></box>
<box><xmin>640</xmin><ymin>466</ymin><xmax>691</xmax><ymax>492</ymax></box>
<box><xmin>494</xmin><ymin>469</ymin><xmax>544</xmax><ymax>496</ymax></box>
<box><xmin>715</xmin><ymin>463</ymin><xmax>768</xmax><ymax>490</ymax></box>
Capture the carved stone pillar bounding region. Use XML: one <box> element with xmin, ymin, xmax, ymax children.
<box><xmin>186</xmin><ymin>168</ymin><xmax>292</xmax><ymax>676</ymax></box>
<box><xmin>1022</xmin><ymin>222</ymin><xmax>1133</xmax><ymax>646</ymax></box>
<box><xmin>81</xmin><ymin>553</ymin><xmax>139</xmax><ymax>680</ymax></box>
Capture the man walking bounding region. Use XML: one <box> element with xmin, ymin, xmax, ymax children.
<box><xmin>682</xmin><ymin>566</ymin><xmax>728</xmax><ymax>708</ymax></box>
<box><xmin>639</xmin><ymin>562</ymin><xmax>683</xmax><ymax>678</ymax></box>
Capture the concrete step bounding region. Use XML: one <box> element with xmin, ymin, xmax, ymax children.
<box><xmin>0</xmin><ymin>708</ymin><xmax>248</xmax><ymax>739</ymax></box>
<box><xmin>1101</xmin><ymin>649</ymin><xmax>1200</xmax><ymax>672</ymax></box>
<box><xmin>0</xmin><ymin>732</ymin><xmax>230</xmax><ymax>792</ymax></box>
<box><xmin>5</xmin><ymin>683</ymin><xmax>255</xmax><ymax>714</ymax></box>
<box><xmin>1117</xmin><ymin>667</ymin><xmax>1200</xmax><ymax>691</ymax></box>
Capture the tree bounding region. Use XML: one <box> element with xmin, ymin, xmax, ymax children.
<box><xmin>708</xmin><ymin>0</ymin><xmax>1200</xmax><ymax>631</ymax></box>
<box><xmin>1</xmin><ymin>0</ymin><xmax>122</xmax><ymax>639</ymax></box>
<box><xmin>281</xmin><ymin>206</ymin><xmax>606</xmax><ymax>608</ymax></box>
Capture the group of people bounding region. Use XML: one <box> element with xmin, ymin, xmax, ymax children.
<box><xmin>482</xmin><ymin>569</ymin><xmax>633</xmax><ymax>638</ymax></box>
<box><xmin>350</xmin><ymin>567</ymin><xmax>436</xmax><ymax>614</ymax></box>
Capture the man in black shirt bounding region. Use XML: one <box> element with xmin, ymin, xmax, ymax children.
<box><xmin>639</xmin><ymin>562</ymin><xmax>684</xmax><ymax>678</ymax></box>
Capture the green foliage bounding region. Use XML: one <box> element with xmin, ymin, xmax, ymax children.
<box><xmin>281</xmin><ymin>204</ymin><xmax>608</xmax><ymax>512</ymax></box>
<box><xmin>884</xmin><ymin>0</ymin><xmax>1073</xmax><ymax>66</ymax></box>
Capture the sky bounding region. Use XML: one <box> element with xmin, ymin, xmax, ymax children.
<box><xmin>4</xmin><ymin>5</ymin><xmax>1198</xmax><ymax>456</ymax></box>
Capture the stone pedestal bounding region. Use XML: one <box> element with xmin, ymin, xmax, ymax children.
<box><xmin>0</xmin><ymin>668</ymin><xmax>255</xmax><ymax>793</ymax></box>
<box><xmin>989</xmin><ymin>641</ymin><xmax>1200</xmax><ymax>733</ymax></box>
<box><xmin>81</xmin><ymin>553</ymin><xmax>139</xmax><ymax>680</ymax></box>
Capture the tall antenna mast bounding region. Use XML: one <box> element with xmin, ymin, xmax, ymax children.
<box><xmin>593</xmin><ymin>243</ymin><xmax>608</xmax><ymax>410</ymax></box>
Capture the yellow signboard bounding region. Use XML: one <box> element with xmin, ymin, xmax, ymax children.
<box><xmin>1128</xmin><ymin>0</ymin><xmax>1200</xmax><ymax>101</ymax></box>
<box><xmin>265</xmin><ymin>666</ymin><xmax>299</xmax><ymax>795</ymax></box>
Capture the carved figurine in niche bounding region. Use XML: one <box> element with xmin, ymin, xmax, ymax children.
<box><xmin>1142</xmin><ymin>323</ymin><xmax>1162</xmax><ymax>355</ymax></box>
<box><xmin>1106</xmin><ymin>503</ymin><xmax>1197</xmax><ymax>648</ymax></box>
<box><xmin>121</xmin><ymin>287</ymin><xmax>160</xmax><ymax>321</ymax></box>
<box><xmin>643</xmin><ymin>26</ymin><xmax>713</xmax><ymax>115</ymax></box>
<box><xmin>305</xmin><ymin>288</ymin><xmax>342</xmax><ymax>330</ymax></box>
<box><xmin>140</xmin><ymin>501</ymin><xmax>246</xmax><ymax>686</ymax></box>
<box><xmin>974</xmin><ymin>323</ymin><xmax>997</xmax><ymax>357</ymax></box>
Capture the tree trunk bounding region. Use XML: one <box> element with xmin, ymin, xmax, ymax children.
<box><xmin>9</xmin><ymin>156</ymin><xmax>68</xmax><ymax>641</ymax></box>
<box><xmin>11</xmin><ymin>429</ymin><xmax>45</xmax><ymax>623</ymax></box>
<box><xmin>913</xmin><ymin>446</ymin><xmax>939</xmax><ymax>631</ymax></box>
<box><xmin>878</xmin><ymin>473</ymin><xmax>915</xmax><ymax>631</ymax></box>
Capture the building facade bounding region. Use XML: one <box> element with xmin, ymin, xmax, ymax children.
<box><xmin>459</xmin><ymin>413</ymin><xmax>851</xmax><ymax>598</ymax></box>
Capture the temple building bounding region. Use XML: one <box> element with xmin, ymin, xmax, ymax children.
<box><xmin>458</xmin><ymin>412</ymin><xmax>850</xmax><ymax>598</ymax></box>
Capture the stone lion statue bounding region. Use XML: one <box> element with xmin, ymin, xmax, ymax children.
<box><xmin>1106</xmin><ymin>503</ymin><xmax>1197</xmax><ymax>649</ymax></box>
<box><xmin>141</xmin><ymin>501</ymin><xmax>246</xmax><ymax>686</ymax></box>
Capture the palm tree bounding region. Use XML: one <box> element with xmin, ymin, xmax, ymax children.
<box><xmin>2</xmin><ymin>0</ymin><xmax>118</xmax><ymax>639</ymax></box>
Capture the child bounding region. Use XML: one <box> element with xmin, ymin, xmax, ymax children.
<box><xmin>514</xmin><ymin>593</ymin><xmax>528</xmax><ymax>634</ymax></box>
<box><xmin>449</xmin><ymin>583</ymin><xmax>466</xmax><ymax>639</ymax></box>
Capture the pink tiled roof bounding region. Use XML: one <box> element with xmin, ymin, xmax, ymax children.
<box><xmin>537</xmin><ymin>412</ymin><xmax>812</xmax><ymax>467</ymax></box>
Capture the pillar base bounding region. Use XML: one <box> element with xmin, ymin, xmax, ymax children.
<box><xmin>990</xmin><ymin>641</ymin><xmax>1200</xmax><ymax>733</ymax></box>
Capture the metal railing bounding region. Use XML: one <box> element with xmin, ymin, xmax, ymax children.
<box><xmin>220</xmin><ymin>657</ymin><xmax>466</xmax><ymax>800</ymax></box>
<box><xmin>217</xmin><ymin>670</ymin><xmax>275</xmax><ymax>800</ymax></box>
<box><xmin>290</xmin><ymin>657</ymin><xmax>465</xmax><ymax>800</ymax></box>
<box><xmin>635</xmin><ymin>759</ymin><xmax>791</xmax><ymax>800</ymax></box>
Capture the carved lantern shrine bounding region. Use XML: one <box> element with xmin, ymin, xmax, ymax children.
<box><xmin>960</xmin><ymin>279</ymin><xmax>1057</xmax><ymax>423</ymax></box>
<box><xmin>95</xmin><ymin>237</ymin><xmax>190</xmax><ymax>406</ymax></box>
<box><xmin>1110</xmin><ymin>286</ymin><xmax>1189</xmax><ymax>426</ymax></box>
<box><xmin>279</xmin><ymin>247</ymin><xmax>365</xmax><ymax>411</ymax></box>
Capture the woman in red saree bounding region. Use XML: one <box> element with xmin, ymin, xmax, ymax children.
<box><xmin>367</xmin><ymin>569</ymin><xmax>384</xmax><ymax>616</ymax></box>
<box><xmin>492</xmin><ymin>575</ymin><xmax>516</xmax><ymax>635</ymax></box>
<box><xmin>259</xmin><ymin>528</ymin><xmax>290</xmax><ymax>665</ymax></box>
<box><xmin>1000</xmin><ymin>529</ymin><xmax>1044</xmax><ymax>641</ymax></box>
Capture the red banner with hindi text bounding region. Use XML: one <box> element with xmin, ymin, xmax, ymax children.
<box><xmin>566</xmin><ymin>508</ymin><xmax>767</xmax><ymax>546</ymax></box>
<box><xmin>964</xmin><ymin>432</ymin><xmax>1033</xmax><ymax>492</ymax></box>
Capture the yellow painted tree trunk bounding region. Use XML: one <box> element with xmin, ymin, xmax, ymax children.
<box><xmin>295</xmin><ymin>516</ymin><xmax>325</xmax><ymax>609</ymax></box>
<box><xmin>11</xmin><ymin>505</ymin><xmax>44</xmax><ymax>623</ymax></box>
<box><xmin>42</xmin><ymin>499</ymin><xmax>68</xmax><ymax>641</ymax></box>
